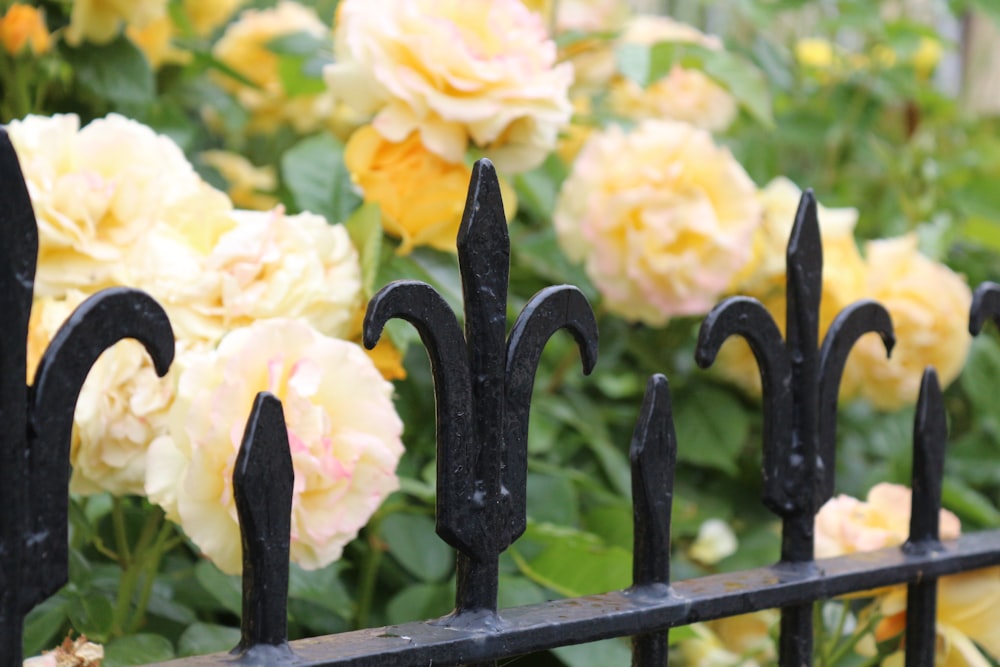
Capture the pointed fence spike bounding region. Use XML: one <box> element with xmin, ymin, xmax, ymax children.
<box><xmin>232</xmin><ymin>392</ymin><xmax>295</xmax><ymax>659</ymax></box>
<box><xmin>629</xmin><ymin>374</ymin><xmax>675</xmax><ymax>667</ymax></box>
<box><xmin>906</xmin><ymin>368</ymin><xmax>947</xmax><ymax>551</ymax></box>
<box><xmin>903</xmin><ymin>368</ymin><xmax>947</xmax><ymax>667</ymax></box>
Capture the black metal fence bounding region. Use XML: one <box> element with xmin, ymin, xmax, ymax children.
<box><xmin>2</xmin><ymin>125</ymin><xmax>1000</xmax><ymax>667</ymax></box>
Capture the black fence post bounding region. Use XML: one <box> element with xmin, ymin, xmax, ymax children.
<box><xmin>696</xmin><ymin>190</ymin><xmax>895</xmax><ymax>666</ymax></box>
<box><xmin>364</xmin><ymin>159</ymin><xmax>598</xmax><ymax>665</ymax></box>
<box><xmin>0</xmin><ymin>128</ymin><xmax>175</xmax><ymax>666</ymax></box>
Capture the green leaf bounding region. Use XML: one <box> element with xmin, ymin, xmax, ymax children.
<box><xmin>515</xmin><ymin>523</ymin><xmax>631</xmax><ymax>597</ymax></box>
<box><xmin>267</xmin><ymin>31</ymin><xmax>331</xmax><ymax>56</ymax></box>
<box><xmin>615</xmin><ymin>42</ymin><xmax>653</xmax><ymax>86</ymax></box>
<box><xmin>67</xmin><ymin>594</ymin><xmax>114</xmax><ymax>642</ymax></box>
<box><xmin>277</xmin><ymin>53</ymin><xmax>332</xmax><ymax>97</ymax></box>
<box><xmin>961</xmin><ymin>336</ymin><xmax>1000</xmax><ymax>413</ymax></box>
<box><xmin>386</xmin><ymin>583</ymin><xmax>454</xmax><ymax>624</ymax></box>
<box><xmin>23</xmin><ymin>595</ymin><xmax>70</xmax><ymax>657</ymax></box>
<box><xmin>288</xmin><ymin>562</ymin><xmax>353</xmax><ymax>620</ymax></box>
<box><xmin>497</xmin><ymin>575</ymin><xmax>547</xmax><ymax>608</ymax></box>
<box><xmin>281</xmin><ymin>132</ymin><xmax>360</xmax><ymax>223</ymax></box>
<box><xmin>553</xmin><ymin>638</ymin><xmax>633</xmax><ymax>667</ymax></box>
<box><xmin>344</xmin><ymin>202</ymin><xmax>384</xmax><ymax>296</ymax></box>
<box><xmin>194</xmin><ymin>560</ymin><xmax>242</xmax><ymax>615</ymax></box>
<box><xmin>527</xmin><ymin>473</ymin><xmax>579</xmax><ymax>526</ymax></box>
<box><xmin>380</xmin><ymin>513</ymin><xmax>454</xmax><ymax>582</ymax></box>
<box><xmin>103</xmin><ymin>634</ymin><xmax>176</xmax><ymax>666</ymax></box>
<box><xmin>177</xmin><ymin>623</ymin><xmax>241</xmax><ymax>657</ymax></box>
<box><xmin>64</xmin><ymin>36</ymin><xmax>155</xmax><ymax>110</ymax></box>
<box><xmin>673</xmin><ymin>383</ymin><xmax>750</xmax><ymax>476</ymax></box>
<box><xmin>943</xmin><ymin>477</ymin><xmax>1000</xmax><ymax>528</ymax></box>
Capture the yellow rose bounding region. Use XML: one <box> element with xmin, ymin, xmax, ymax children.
<box><xmin>213</xmin><ymin>1</ymin><xmax>334</xmax><ymax>133</ymax></box>
<box><xmin>715</xmin><ymin>178</ymin><xmax>867</xmax><ymax>397</ymax></box>
<box><xmin>689</xmin><ymin>518</ymin><xmax>738</xmax><ymax>566</ymax></box>
<box><xmin>183</xmin><ymin>0</ymin><xmax>245</xmax><ymax>36</ymax></box>
<box><xmin>200</xmin><ymin>150</ymin><xmax>279</xmax><ymax>210</ymax></box>
<box><xmin>678</xmin><ymin>610</ymin><xmax>778</xmax><ymax>666</ymax></box>
<box><xmin>844</xmin><ymin>236</ymin><xmax>972</xmax><ymax>411</ymax></box>
<box><xmin>326</xmin><ymin>0</ymin><xmax>573</xmax><ymax>173</ymax></box>
<box><xmin>610</xmin><ymin>16</ymin><xmax>737</xmax><ymax>132</ymax></box>
<box><xmin>0</xmin><ymin>4</ymin><xmax>50</xmax><ymax>55</ymax></box>
<box><xmin>146</xmin><ymin>318</ymin><xmax>404</xmax><ymax>574</ymax></box>
<box><xmin>554</xmin><ymin>120</ymin><xmax>760</xmax><ymax>325</ymax></box>
<box><xmin>7</xmin><ymin>113</ymin><xmax>209</xmax><ymax>297</ymax></box>
<box><xmin>814</xmin><ymin>483</ymin><xmax>960</xmax><ymax>559</ymax></box>
<box><xmin>65</xmin><ymin>0</ymin><xmax>167</xmax><ymax>46</ymax></box>
<box><xmin>127</xmin><ymin>15</ymin><xmax>189</xmax><ymax>68</ymax></box>
<box><xmin>345</xmin><ymin>125</ymin><xmax>516</xmax><ymax>254</ymax></box>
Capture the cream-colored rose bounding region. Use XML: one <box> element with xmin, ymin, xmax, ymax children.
<box><xmin>844</xmin><ymin>236</ymin><xmax>972</xmax><ymax>411</ymax></box>
<box><xmin>125</xmin><ymin>204</ymin><xmax>362</xmax><ymax>344</ymax></box>
<box><xmin>200</xmin><ymin>150</ymin><xmax>279</xmax><ymax>210</ymax></box>
<box><xmin>65</xmin><ymin>0</ymin><xmax>167</xmax><ymax>45</ymax></box>
<box><xmin>146</xmin><ymin>318</ymin><xmax>404</xmax><ymax>574</ymax></box>
<box><xmin>714</xmin><ymin>178</ymin><xmax>868</xmax><ymax>397</ymax></box>
<box><xmin>7</xmin><ymin>113</ymin><xmax>207</xmax><ymax>297</ymax></box>
<box><xmin>213</xmin><ymin>1</ymin><xmax>334</xmax><ymax>133</ymax></box>
<box><xmin>326</xmin><ymin>0</ymin><xmax>573</xmax><ymax>173</ymax></box>
<box><xmin>814</xmin><ymin>483</ymin><xmax>960</xmax><ymax>559</ymax></box>
<box><xmin>609</xmin><ymin>16</ymin><xmax>737</xmax><ymax>132</ymax></box>
<box><xmin>554</xmin><ymin>120</ymin><xmax>760</xmax><ymax>325</ymax></box>
<box><xmin>689</xmin><ymin>518</ymin><xmax>738</xmax><ymax>566</ymax></box>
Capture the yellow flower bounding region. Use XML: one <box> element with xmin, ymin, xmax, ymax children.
<box><xmin>844</xmin><ymin>235</ymin><xmax>971</xmax><ymax>411</ymax></box>
<box><xmin>65</xmin><ymin>0</ymin><xmax>167</xmax><ymax>46</ymax></box>
<box><xmin>0</xmin><ymin>4</ymin><xmax>50</xmax><ymax>56</ymax></box>
<box><xmin>127</xmin><ymin>15</ymin><xmax>189</xmax><ymax>68</ymax></box>
<box><xmin>814</xmin><ymin>483</ymin><xmax>960</xmax><ymax>559</ymax></box>
<box><xmin>146</xmin><ymin>318</ymin><xmax>404</xmax><ymax>574</ymax></box>
<box><xmin>344</xmin><ymin>125</ymin><xmax>516</xmax><ymax>254</ymax></box>
<box><xmin>7</xmin><ymin>113</ymin><xmax>209</xmax><ymax>297</ymax></box>
<box><xmin>610</xmin><ymin>16</ymin><xmax>737</xmax><ymax>132</ymax></box>
<box><xmin>869</xmin><ymin>553</ymin><xmax>1000</xmax><ymax>664</ymax></box>
<box><xmin>714</xmin><ymin>178</ymin><xmax>867</xmax><ymax>397</ymax></box>
<box><xmin>326</xmin><ymin>0</ymin><xmax>573</xmax><ymax>173</ymax></box>
<box><xmin>912</xmin><ymin>36</ymin><xmax>943</xmax><ymax>79</ymax></box>
<box><xmin>796</xmin><ymin>38</ymin><xmax>837</xmax><ymax>70</ymax></box>
<box><xmin>678</xmin><ymin>610</ymin><xmax>779</xmax><ymax>666</ymax></box>
<box><xmin>183</xmin><ymin>0</ymin><xmax>245</xmax><ymax>36</ymax></box>
<box><xmin>125</xmin><ymin>206</ymin><xmax>363</xmax><ymax>344</ymax></box>
<box><xmin>212</xmin><ymin>1</ymin><xmax>334</xmax><ymax>133</ymax></box>
<box><xmin>200</xmin><ymin>150</ymin><xmax>279</xmax><ymax>210</ymax></box>
<box><xmin>555</xmin><ymin>120</ymin><xmax>760</xmax><ymax>325</ymax></box>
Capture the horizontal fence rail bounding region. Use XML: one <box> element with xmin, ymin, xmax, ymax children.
<box><xmin>2</xmin><ymin>127</ymin><xmax>1000</xmax><ymax>667</ymax></box>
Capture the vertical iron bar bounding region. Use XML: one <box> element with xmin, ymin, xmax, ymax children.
<box><xmin>0</xmin><ymin>125</ymin><xmax>38</xmax><ymax>667</ymax></box>
<box><xmin>903</xmin><ymin>369</ymin><xmax>946</xmax><ymax>667</ymax></box>
<box><xmin>231</xmin><ymin>392</ymin><xmax>295</xmax><ymax>661</ymax></box>
<box><xmin>629</xmin><ymin>375</ymin><xmax>676</xmax><ymax>666</ymax></box>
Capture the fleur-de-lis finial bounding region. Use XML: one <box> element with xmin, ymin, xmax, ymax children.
<box><xmin>694</xmin><ymin>190</ymin><xmax>894</xmax><ymax>666</ymax></box>
<box><xmin>364</xmin><ymin>159</ymin><xmax>599</xmax><ymax>624</ymax></box>
<box><xmin>0</xmin><ymin>128</ymin><xmax>175</xmax><ymax>666</ymax></box>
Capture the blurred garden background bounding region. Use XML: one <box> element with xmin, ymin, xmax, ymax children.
<box><xmin>4</xmin><ymin>0</ymin><xmax>1000</xmax><ymax>664</ymax></box>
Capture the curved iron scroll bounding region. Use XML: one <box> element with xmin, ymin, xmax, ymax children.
<box><xmin>694</xmin><ymin>189</ymin><xmax>894</xmax><ymax>667</ymax></box>
<box><xmin>364</xmin><ymin>159</ymin><xmax>599</xmax><ymax>620</ymax></box>
<box><xmin>0</xmin><ymin>128</ymin><xmax>175</xmax><ymax>665</ymax></box>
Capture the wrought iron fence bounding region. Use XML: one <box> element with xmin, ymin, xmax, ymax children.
<box><xmin>2</xmin><ymin>125</ymin><xmax>1000</xmax><ymax>667</ymax></box>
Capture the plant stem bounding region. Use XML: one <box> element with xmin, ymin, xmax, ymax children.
<box><xmin>112</xmin><ymin>497</ymin><xmax>132</xmax><ymax>566</ymax></box>
<box><xmin>126</xmin><ymin>520</ymin><xmax>175</xmax><ymax>634</ymax></box>
<box><xmin>354</xmin><ymin>521</ymin><xmax>386</xmax><ymax>630</ymax></box>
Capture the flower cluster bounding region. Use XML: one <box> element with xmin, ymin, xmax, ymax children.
<box><xmin>327</xmin><ymin>0</ymin><xmax>571</xmax><ymax>251</ymax></box>
<box><xmin>9</xmin><ymin>113</ymin><xmax>403</xmax><ymax>573</ymax></box>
